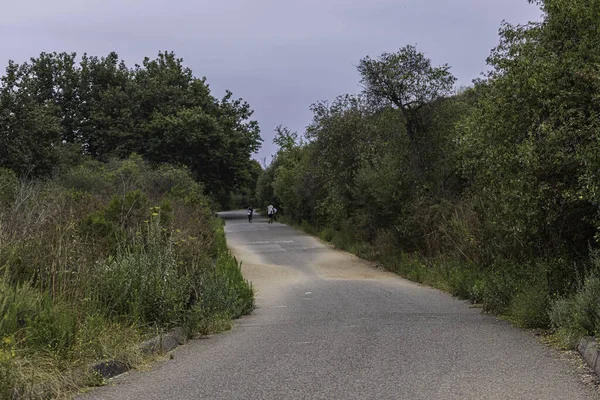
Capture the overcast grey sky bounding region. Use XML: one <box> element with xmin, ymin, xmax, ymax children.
<box><xmin>0</xmin><ymin>0</ymin><xmax>542</xmax><ymax>163</ymax></box>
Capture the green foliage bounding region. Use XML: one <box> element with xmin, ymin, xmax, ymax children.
<box><xmin>255</xmin><ymin>163</ymin><xmax>277</xmax><ymax>210</ymax></box>
<box><xmin>445</xmin><ymin>262</ymin><xmax>481</xmax><ymax>300</ymax></box>
<box><xmin>550</xmin><ymin>264</ymin><xmax>600</xmax><ymax>347</ymax></box>
<box><xmin>185</xmin><ymin>219</ymin><xmax>254</xmax><ymax>336</ymax></box>
<box><xmin>198</xmin><ymin>252</ymin><xmax>255</xmax><ymax>319</ymax></box>
<box><xmin>0</xmin><ymin>59</ymin><xmax>63</xmax><ymax>177</ymax></box>
<box><xmin>0</xmin><ymin>280</ymin><xmax>42</xmax><ymax>339</ymax></box>
<box><xmin>357</xmin><ymin>45</ymin><xmax>457</xmax><ymax>114</ymax></box>
<box><xmin>60</xmin><ymin>161</ymin><xmax>113</xmax><ymax>195</ymax></box>
<box><xmin>508</xmin><ymin>283</ymin><xmax>551</xmax><ymax>329</ymax></box>
<box><xmin>0</xmin><ymin>158</ymin><xmax>254</xmax><ymax>397</ymax></box>
<box><xmin>226</xmin><ymin>159</ymin><xmax>263</xmax><ymax>210</ymax></box>
<box><xmin>79</xmin><ymin>210</ymin><xmax>123</xmax><ymax>253</ymax></box>
<box><xmin>459</xmin><ymin>0</ymin><xmax>600</xmax><ymax>260</ymax></box>
<box><xmin>95</xmin><ymin>239</ymin><xmax>188</xmax><ymax>325</ymax></box>
<box><xmin>0</xmin><ymin>51</ymin><xmax>262</xmax><ymax>204</ymax></box>
<box><xmin>0</xmin><ymin>168</ymin><xmax>17</xmax><ymax>204</ymax></box>
<box><xmin>104</xmin><ymin>190</ymin><xmax>149</xmax><ymax>227</ymax></box>
<box><xmin>319</xmin><ymin>227</ymin><xmax>335</xmax><ymax>243</ymax></box>
<box><xmin>25</xmin><ymin>299</ymin><xmax>79</xmax><ymax>354</ymax></box>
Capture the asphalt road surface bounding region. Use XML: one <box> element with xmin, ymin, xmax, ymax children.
<box><xmin>82</xmin><ymin>210</ymin><xmax>598</xmax><ymax>400</ymax></box>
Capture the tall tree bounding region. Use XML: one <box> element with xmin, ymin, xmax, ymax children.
<box><xmin>0</xmin><ymin>61</ymin><xmax>62</xmax><ymax>175</ymax></box>
<box><xmin>0</xmin><ymin>51</ymin><xmax>262</xmax><ymax>202</ymax></box>
<box><xmin>357</xmin><ymin>46</ymin><xmax>456</xmax><ymax>177</ymax></box>
<box><xmin>357</xmin><ymin>45</ymin><xmax>456</xmax><ymax>142</ymax></box>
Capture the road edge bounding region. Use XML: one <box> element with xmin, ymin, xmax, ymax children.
<box><xmin>282</xmin><ymin>216</ymin><xmax>600</xmax><ymax>381</ymax></box>
<box><xmin>90</xmin><ymin>327</ymin><xmax>186</xmax><ymax>380</ymax></box>
<box><xmin>578</xmin><ymin>336</ymin><xmax>600</xmax><ymax>377</ymax></box>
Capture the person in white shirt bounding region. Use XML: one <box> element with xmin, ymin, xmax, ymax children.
<box><xmin>267</xmin><ymin>204</ymin><xmax>274</xmax><ymax>224</ymax></box>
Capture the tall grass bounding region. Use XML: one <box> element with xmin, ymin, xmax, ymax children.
<box><xmin>0</xmin><ymin>156</ymin><xmax>254</xmax><ymax>398</ymax></box>
<box><xmin>549</xmin><ymin>256</ymin><xmax>600</xmax><ymax>348</ymax></box>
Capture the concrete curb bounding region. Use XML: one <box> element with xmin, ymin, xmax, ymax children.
<box><xmin>140</xmin><ymin>327</ymin><xmax>185</xmax><ymax>355</ymax></box>
<box><xmin>578</xmin><ymin>336</ymin><xmax>600</xmax><ymax>377</ymax></box>
<box><xmin>90</xmin><ymin>328</ymin><xmax>186</xmax><ymax>380</ymax></box>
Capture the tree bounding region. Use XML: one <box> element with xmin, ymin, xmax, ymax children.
<box><xmin>357</xmin><ymin>45</ymin><xmax>456</xmax><ymax>142</ymax></box>
<box><xmin>273</xmin><ymin>125</ymin><xmax>300</xmax><ymax>152</ymax></box>
<box><xmin>357</xmin><ymin>46</ymin><xmax>456</xmax><ymax>178</ymax></box>
<box><xmin>132</xmin><ymin>54</ymin><xmax>261</xmax><ymax>200</ymax></box>
<box><xmin>459</xmin><ymin>0</ymin><xmax>600</xmax><ymax>259</ymax></box>
<box><xmin>0</xmin><ymin>61</ymin><xmax>62</xmax><ymax>175</ymax></box>
<box><xmin>0</xmin><ymin>51</ymin><xmax>262</xmax><ymax>205</ymax></box>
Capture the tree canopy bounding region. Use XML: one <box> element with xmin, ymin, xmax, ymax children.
<box><xmin>0</xmin><ymin>51</ymin><xmax>262</xmax><ymax>203</ymax></box>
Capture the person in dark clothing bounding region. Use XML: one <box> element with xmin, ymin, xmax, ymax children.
<box><xmin>247</xmin><ymin>206</ymin><xmax>253</xmax><ymax>223</ymax></box>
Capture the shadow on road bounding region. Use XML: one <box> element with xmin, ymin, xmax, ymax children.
<box><xmin>217</xmin><ymin>210</ymin><xmax>268</xmax><ymax>224</ymax></box>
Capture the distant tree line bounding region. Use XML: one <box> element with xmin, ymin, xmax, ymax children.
<box><xmin>0</xmin><ymin>51</ymin><xmax>262</xmax><ymax>206</ymax></box>
<box><xmin>257</xmin><ymin>0</ymin><xmax>600</xmax><ymax>340</ymax></box>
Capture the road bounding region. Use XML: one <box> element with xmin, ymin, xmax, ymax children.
<box><xmin>82</xmin><ymin>210</ymin><xmax>598</xmax><ymax>399</ymax></box>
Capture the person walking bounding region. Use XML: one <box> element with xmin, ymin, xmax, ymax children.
<box><xmin>247</xmin><ymin>206</ymin><xmax>253</xmax><ymax>223</ymax></box>
<box><xmin>267</xmin><ymin>204</ymin><xmax>274</xmax><ymax>224</ymax></box>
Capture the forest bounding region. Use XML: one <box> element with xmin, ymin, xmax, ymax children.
<box><xmin>257</xmin><ymin>0</ymin><xmax>600</xmax><ymax>346</ymax></box>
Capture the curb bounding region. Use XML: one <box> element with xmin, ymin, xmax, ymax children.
<box><xmin>90</xmin><ymin>327</ymin><xmax>186</xmax><ymax>380</ymax></box>
<box><xmin>140</xmin><ymin>327</ymin><xmax>185</xmax><ymax>355</ymax></box>
<box><xmin>578</xmin><ymin>336</ymin><xmax>600</xmax><ymax>377</ymax></box>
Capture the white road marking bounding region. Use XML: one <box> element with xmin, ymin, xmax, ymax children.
<box><xmin>246</xmin><ymin>244</ymin><xmax>285</xmax><ymax>253</ymax></box>
<box><xmin>250</xmin><ymin>240</ymin><xmax>294</xmax><ymax>244</ymax></box>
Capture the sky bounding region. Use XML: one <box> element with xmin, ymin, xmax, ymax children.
<box><xmin>0</xmin><ymin>0</ymin><xmax>543</xmax><ymax>164</ymax></box>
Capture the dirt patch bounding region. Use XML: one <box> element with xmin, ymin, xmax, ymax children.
<box><xmin>312</xmin><ymin>248</ymin><xmax>399</xmax><ymax>281</ymax></box>
<box><xmin>228</xmin><ymin>245</ymin><xmax>306</xmax><ymax>302</ymax></box>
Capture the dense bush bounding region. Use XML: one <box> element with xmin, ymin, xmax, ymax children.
<box><xmin>0</xmin><ymin>156</ymin><xmax>254</xmax><ymax>398</ymax></box>
<box><xmin>550</xmin><ymin>257</ymin><xmax>600</xmax><ymax>348</ymax></box>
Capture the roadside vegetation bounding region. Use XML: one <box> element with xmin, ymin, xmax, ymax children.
<box><xmin>258</xmin><ymin>0</ymin><xmax>600</xmax><ymax>348</ymax></box>
<box><xmin>0</xmin><ymin>157</ymin><xmax>254</xmax><ymax>399</ymax></box>
<box><xmin>0</xmin><ymin>52</ymin><xmax>258</xmax><ymax>398</ymax></box>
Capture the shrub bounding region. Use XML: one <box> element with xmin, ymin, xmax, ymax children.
<box><xmin>446</xmin><ymin>261</ymin><xmax>481</xmax><ymax>300</ymax></box>
<box><xmin>0</xmin><ymin>280</ymin><xmax>42</xmax><ymax>339</ymax></box>
<box><xmin>201</xmin><ymin>221</ymin><xmax>255</xmax><ymax>319</ymax></box>
<box><xmin>549</xmin><ymin>271</ymin><xmax>600</xmax><ymax>347</ymax></box>
<box><xmin>59</xmin><ymin>161</ymin><xmax>112</xmax><ymax>195</ymax></box>
<box><xmin>0</xmin><ymin>157</ymin><xmax>255</xmax><ymax>396</ymax></box>
<box><xmin>508</xmin><ymin>282</ymin><xmax>550</xmax><ymax>329</ymax></box>
<box><xmin>478</xmin><ymin>260</ymin><xmax>529</xmax><ymax>314</ymax></box>
<box><xmin>319</xmin><ymin>227</ymin><xmax>334</xmax><ymax>242</ymax></box>
<box><xmin>104</xmin><ymin>190</ymin><xmax>149</xmax><ymax>228</ymax></box>
<box><xmin>198</xmin><ymin>253</ymin><xmax>254</xmax><ymax>319</ymax></box>
<box><xmin>94</xmin><ymin>221</ymin><xmax>189</xmax><ymax>326</ymax></box>
<box><xmin>0</xmin><ymin>168</ymin><xmax>17</xmax><ymax>205</ymax></box>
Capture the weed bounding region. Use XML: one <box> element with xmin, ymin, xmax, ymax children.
<box><xmin>549</xmin><ymin>270</ymin><xmax>600</xmax><ymax>347</ymax></box>
<box><xmin>0</xmin><ymin>157</ymin><xmax>255</xmax><ymax>397</ymax></box>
